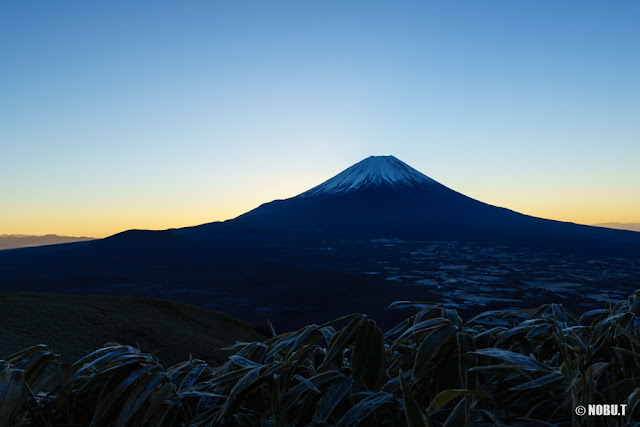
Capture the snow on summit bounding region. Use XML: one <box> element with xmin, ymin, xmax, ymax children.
<box><xmin>299</xmin><ymin>155</ymin><xmax>439</xmax><ymax>197</ymax></box>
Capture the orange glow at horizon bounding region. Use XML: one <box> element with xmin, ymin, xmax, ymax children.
<box><xmin>3</xmin><ymin>189</ymin><xmax>638</xmax><ymax>239</ymax></box>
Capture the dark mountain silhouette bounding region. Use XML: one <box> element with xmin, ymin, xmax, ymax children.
<box><xmin>1</xmin><ymin>155</ymin><xmax>639</xmax><ymax>330</ymax></box>
<box><xmin>5</xmin><ymin>156</ymin><xmax>637</xmax><ymax>256</ymax></box>
<box><xmin>181</xmin><ymin>155</ymin><xmax>640</xmax><ymax>254</ymax></box>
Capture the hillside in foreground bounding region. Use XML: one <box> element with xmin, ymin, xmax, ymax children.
<box><xmin>2</xmin><ymin>290</ymin><xmax>640</xmax><ymax>425</ymax></box>
<box><xmin>0</xmin><ymin>292</ymin><xmax>266</xmax><ymax>365</ymax></box>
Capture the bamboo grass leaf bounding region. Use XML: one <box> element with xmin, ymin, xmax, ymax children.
<box><xmin>114</xmin><ymin>371</ymin><xmax>167</xmax><ymax>426</ymax></box>
<box><xmin>313</xmin><ymin>377</ymin><xmax>353</xmax><ymax>423</ymax></box>
<box><xmin>210</xmin><ymin>367</ymin><xmax>254</xmax><ymax>387</ymax></box>
<box><xmin>90</xmin><ymin>363</ymin><xmax>160</xmax><ymax>424</ymax></box>
<box><xmin>625</xmin><ymin>387</ymin><xmax>640</xmax><ymax>422</ymax></box>
<box><xmin>510</xmin><ymin>372</ymin><xmax>565</xmax><ymax>390</ymax></box>
<box><xmin>381</xmin><ymin>370</ymin><xmax>412</xmax><ymax>394</ymax></box>
<box><xmin>466</xmin><ymin>310</ymin><xmax>515</xmax><ymax>325</ymax></box>
<box><xmin>178</xmin><ymin>362</ymin><xmax>210</xmax><ymax>391</ymax></box>
<box><xmin>335</xmin><ymin>391</ymin><xmax>394</xmax><ymax>427</ymax></box>
<box><xmin>229</xmin><ymin>356</ymin><xmax>262</xmax><ymax>369</ymax></box>
<box><xmin>73</xmin><ymin>345</ymin><xmax>139</xmax><ymax>368</ymax></box>
<box><xmin>399</xmin><ymin>370</ymin><xmax>426</xmax><ymax>427</ymax></box>
<box><xmin>390</xmin><ymin>318</ymin><xmax>451</xmax><ymax>351</ymax></box>
<box><xmin>321</xmin><ymin>326</ymin><xmax>337</xmax><ymax>346</ymax></box>
<box><xmin>234</xmin><ymin>342</ymin><xmax>268</xmax><ymax>363</ymax></box>
<box><xmin>293</xmin><ymin>374</ymin><xmax>320</xmax><ymax>393</ymax></box>
<box><xmin>4</xmin><ymin>345</ymin><xmax>51</xmax><ymax>365</ymax></box>
<box><xmin>142</xmin><ymin>383</ymin><xmax>176</xmax><ymax>425</ymax></box>
<box><xmin>288</xmin><ymin>370</ymin><xmax>345</xmax><ymax>396</ymax></box>
<box><xmin>388</xmin><ymin>301</ymin><xmax>440</xmax><ymax>311</ymax></box>
<box><xmin>352</xmin><ymin>319</ymin><xmax>385</xmax><ymax>390</ymax></box>
<box><xmin>443</xmin><ymin>397</ymin><xmax>466</xmax><ymax>427</ymax></box>
<box><xmin>383</xmin><ymin>318</ymin><xmax>410</xmax><ymax>340</ymax></box>
<box><xmin>470</xmin><ymin>348</ymin><xmax>553</xmax><ymax>372</ymax></box>
<box><xmin>288</xmin><ymin>324</ymin><xmax>319</xmax><ymax>356</ymax></box>
<box><xmin>319</xmin><ymin>315</ymin><xmax>366</xmax><ymax>370</ymax></box>
<box><xmin>267</xmin><ymin>319</ymin><xmax>277</xmax><ymax>338</ymax></box>
<box><xmin>0</xmin><ymin>368</ymin><xmax>27</xmax><ymax>426</ymax></box>
<box><xmin>217</xmin><ymin>366</ymin><xmax>262</xmax><ymax>422</ymax></box>
<box><xmin>413</xmin><ymin>324</ymin><xmax>457</xmax><ymax>382</ymax></box>
<box><xmin>578</xmin><ymin>309</ymin><xmax>611</xmax><ymax>325</ymax></box>
<box><xmin>427</xmin><ymin>389</ymin><xmax>491</xmax><ymax>413</ymax></box>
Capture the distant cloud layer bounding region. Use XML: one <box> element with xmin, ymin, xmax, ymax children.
<box><xmin>592</xmin><ymin>223</ymin><xmax>640</xmax><ymax>232</ymax></box>
<box><xmin>0</xmin><ymin>234</ymin><xmax>94</xmax><ymax>250</ymax></box>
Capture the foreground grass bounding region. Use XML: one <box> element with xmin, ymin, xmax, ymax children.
<box><xmin>3</xmin><ymin>292</ymin><xmax>640</xmax><ymax>426</ymax></box>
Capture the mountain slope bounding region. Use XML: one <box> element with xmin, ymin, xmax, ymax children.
<box><xmin>1</xmin><ymin>155</ymin><xmax>639</xmax><ymax>331</ymax></box>
<box><xmin>183</xmin><ymin>155</ymin><xmax>640</xmax><ymax>255</ymax></box>
<box><xmin>299</xmin><ymin>155</ymin><xmax>441</xmax><ymax>196</ymax></box>
<box><xmin>3</xmin><ymin>155</ymin><xmax>640</xmax><ymax>262</ymax></box>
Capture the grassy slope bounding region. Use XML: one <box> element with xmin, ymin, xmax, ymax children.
<box><xmin>0</xmin><ymin>291</ymin><xmax>266</xmax><ymax>365</ymax></box>
<box><xmin>3</xmin><ymin>291</ymin><xmax>640</xmax><ymax>425</ymax></box>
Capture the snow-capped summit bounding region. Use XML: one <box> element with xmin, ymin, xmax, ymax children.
<box><xmin>299</xmin><ymin>155</ymin><xmax>440</xmax><ymax>197</ymax></box>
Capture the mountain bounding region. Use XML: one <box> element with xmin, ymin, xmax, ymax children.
<box><xmin>299</xmin><ymin>155</ymin><xmax>441</xmax><ymax>196</ymax></box>
<box><xmin>0</xmin><ymin>234</ymin><xmax>95</xmax><ymax>250</ymax></box>
<box><xmin>183</xmin><ymin>155</ymin><xmax>640</xmax><ymax>254</ymax></box>
<box><xmin>1</xmin><ymin>155</ymin><xmax>640</xmax><ymax>331</ymax></box>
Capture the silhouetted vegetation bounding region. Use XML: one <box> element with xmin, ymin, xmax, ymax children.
<box><xmin>3</xmin><ymin>291</ymin><xmax>640</xmax><ymax>426</ymax></box>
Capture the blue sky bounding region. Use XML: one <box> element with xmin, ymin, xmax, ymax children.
<box><xmin>1</xmin><ymin>1</ymin><xmax>639</xmax><ymax>236</ymax></box>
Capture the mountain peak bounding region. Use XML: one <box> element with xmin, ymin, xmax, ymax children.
<box><xmin>298</xmin><ymin>155</ymin><xmax>439</xmax><ymax>197</ymax></box>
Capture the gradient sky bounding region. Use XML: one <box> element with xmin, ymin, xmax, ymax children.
<box><xmin>2</xmin><ymin>1</ymin><xmax>639</xmax><ymax>238</ymax></box>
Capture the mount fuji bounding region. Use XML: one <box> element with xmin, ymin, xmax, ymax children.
<box><xmin>1</xmin><ymin>155</ymin><xmax>639</xmax><ymax>330</ymax></box>
<box><xmin>180</xmin><ymin>155</ymin><xmax>639</xmax><ymax>254</ymax></box>
<box><xmin>299</xmin><ymin>155</ymin><xmax>441</xmax><ymax>196</ymax></box>
<box><xmin>2</xmin><ymin>154</ymin><xmax>639</xmax><ymax>271</ymax></box>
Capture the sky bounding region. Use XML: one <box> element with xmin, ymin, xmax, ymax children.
<box><xmin>1</xmin><ymin>1</ymin><xmax>639</xmax><ymax>238</ymax></box>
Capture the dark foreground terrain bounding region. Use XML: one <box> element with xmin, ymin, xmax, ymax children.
<box><xmin>0</xmin><ymin>292</ymin><xmax>266</xmax><ymax>365</ymax></box>
<box><xmin>2</xmin><ymin>290</ymin><xmax>640</xmax><ymax>426</ymax></box>
<box><xmin>2</xmin><ymin>238</ymin><xmax>640</xmax><ymax>333</ymax></box>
